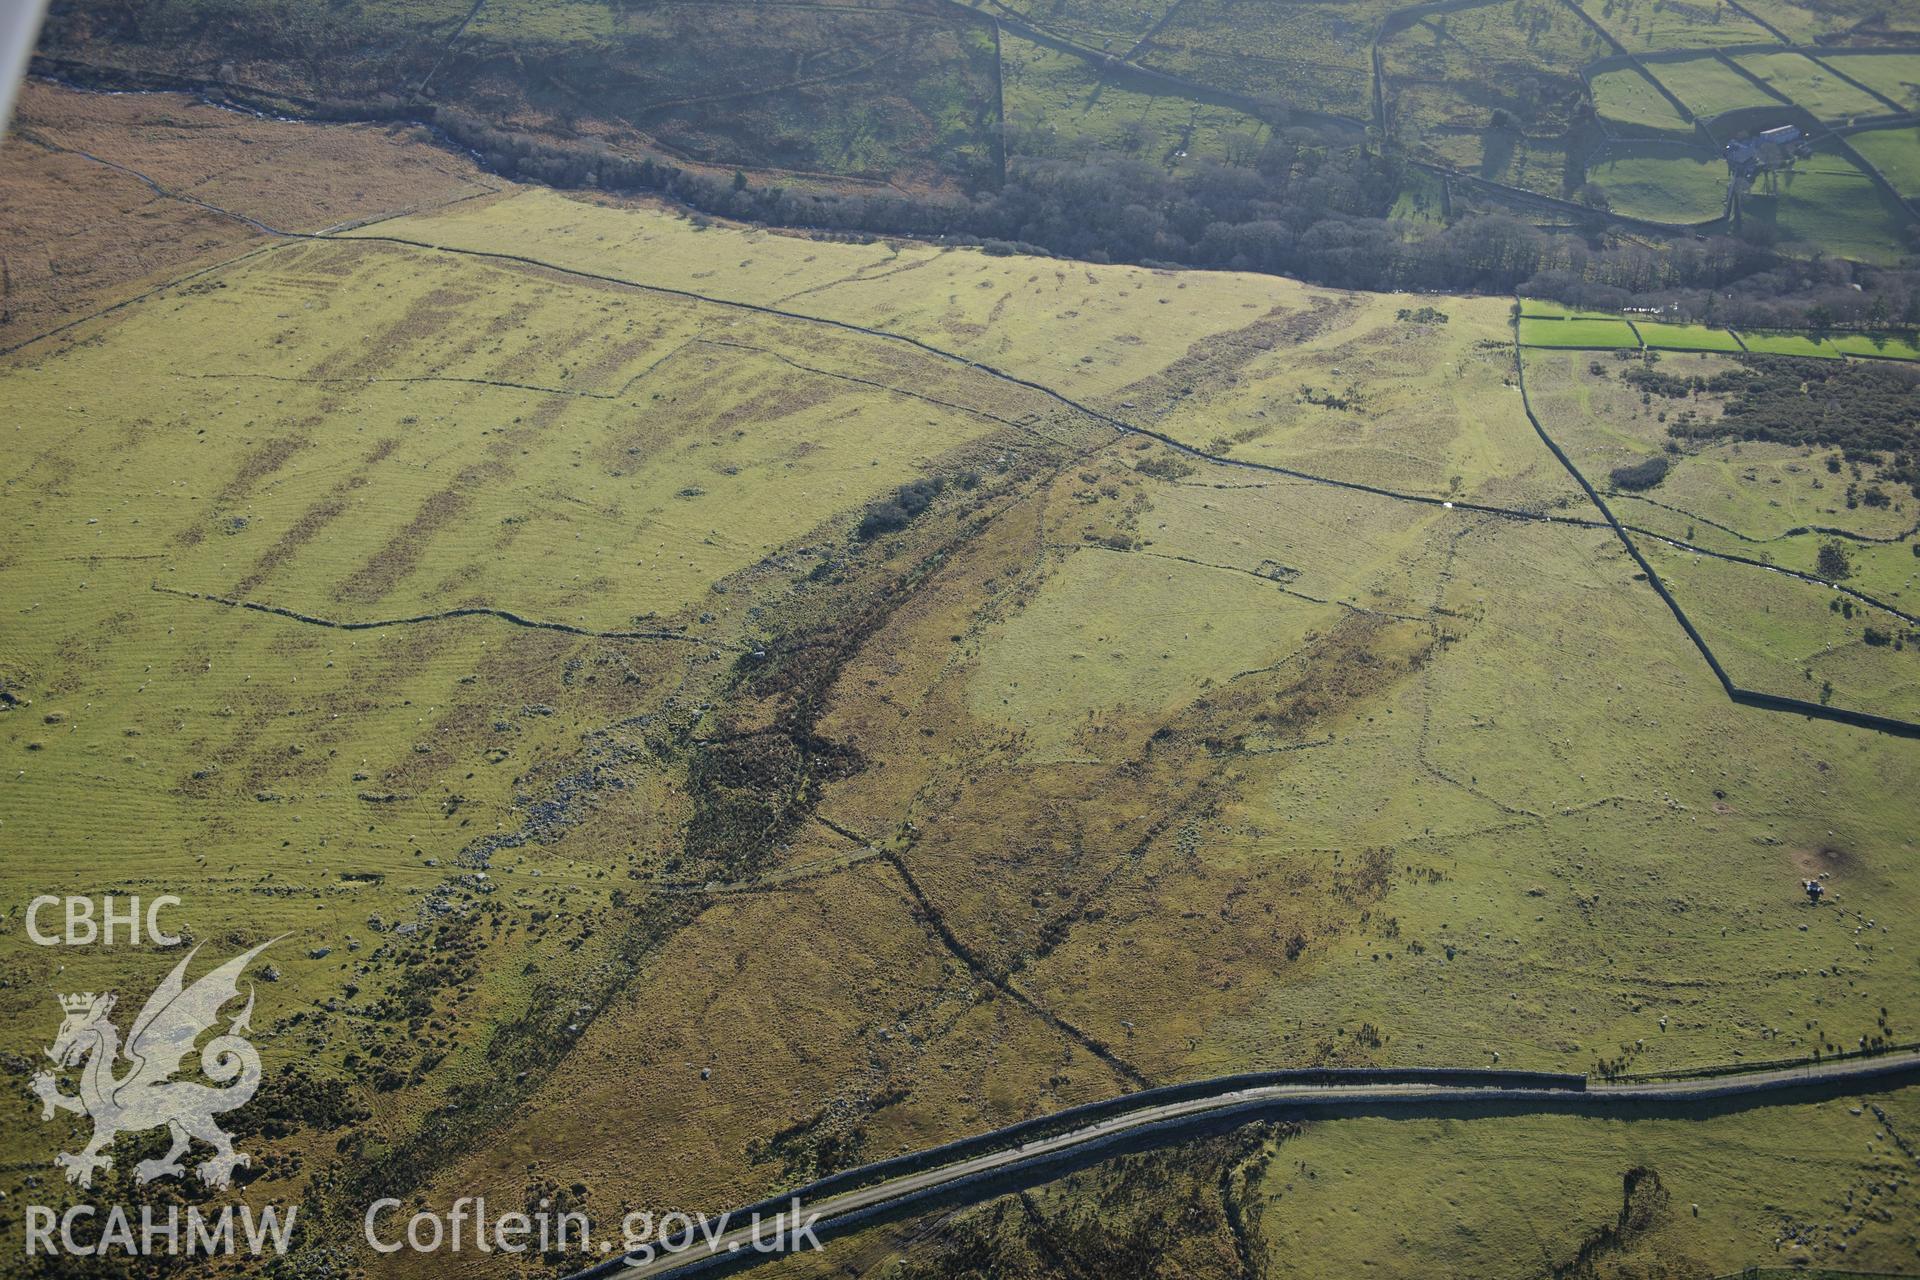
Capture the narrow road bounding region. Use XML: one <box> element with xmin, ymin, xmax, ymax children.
<box><xmin>570</xmin><ymin>1051</ymin><xmax>1920</xmax><ymax>1280</ymax></box>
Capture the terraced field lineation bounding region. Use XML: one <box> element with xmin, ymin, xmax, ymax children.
<box><xmin>309</xmin><ymin>232</ymin><xmax>1619</xmax><ymax>527</ymax></box>
<box><xmin>0</xmin><ymin>195</ymin><xmax>1603</xmax><ymax>529</ymax></box>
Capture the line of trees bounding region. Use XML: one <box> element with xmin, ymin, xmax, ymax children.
<box><xmin>423</xmin><ymin>107</ymin><xmax>1920</xmax><ymax>317</ymax></box>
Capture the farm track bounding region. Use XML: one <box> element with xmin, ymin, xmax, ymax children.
<box><xmin>566</xmin><ymin>1050</ymin><xmax>1920</xmax><ymax>1280</ymax></box>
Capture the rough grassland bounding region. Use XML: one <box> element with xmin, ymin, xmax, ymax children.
<box><xmin>765</xmin><ymin>1090</ymin><xmax>1920</xmax><ymax>1279</ymax></box>
<box><xmin>1522</xmin><ymin>347</ymin><xmax>1914</xmax><ymax>546</ymax></box>
<box><xmin>999</xmin><ymin>32</ymin><xmax>1270</xmax><ymax>168</ymax></box>
<box><xmin>1135</xmin><ymin>0</ymin><xmax>1385</xmax><ymax>119</ymax></box>
<box><xmin>39</xmin><ymin>0</ymin><xmax>1003</xmax><ymax>190</ymax></box>
<box><xmin>1733</xmin><ymin>0</ymin><xmax>1869</xmax><ymax>43</ymax></box>
<box><xmin>1520</xmin><ymin>347</ymin><xmax>1920</xmax><ymax>710</ymax></box>
<box><xmin>347</xmin><ymin>186</ymin><xmax>1314</xmax><ymax>402</ymax></box>
<box><xmin>5</xmin><ymin>106</ymin><xmax>1920</xmax><ymax>1280</ymax></box>
<box><xmin>1567</xmin><ymin>0</ymin><xmax>1779</xmax><ymax>51</ymax></box>
<box><xmin>0</xmin><ymin>81</ymin><xmax>492</xmax><ymax>345</ymax></box>
<box><xmin>1138</xmin><ymin>296</ymin><xmax>1594</xmax><ymax>514</ymax></box>
<box><xmin>1648</xmin><ymin>538</ymin><xmax>1920</xmax><ymax>717</ymax></box>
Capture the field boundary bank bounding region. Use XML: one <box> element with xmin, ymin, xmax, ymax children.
<box><xmin>1619</xmin><ymin>525</ymin><xmax>1920</xmax><ymax>626</ymax></box>
<box><xmin>151</xmin><ymin>584</ymin><xmax>726</xmax><ymax>646</ymax></box>
<box><xmin>1614</xmin><ymin>492</ymin><xmax>1920</xmax><ymax>549</ymax></box>
<box><xmin>1512</xmin><ymin>332</ymin><xmax>1920</xmax><ymax>740</ymax></box>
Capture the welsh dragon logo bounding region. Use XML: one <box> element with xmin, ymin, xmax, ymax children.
<box><xmin>31</xmin><ymin>939</ymin><xmax>278</xmax><ymax>1190</ymax></box>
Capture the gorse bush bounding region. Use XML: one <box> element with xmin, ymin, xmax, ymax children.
<box><xmin>1608</xmin><ymin>456</ymin><xmax>1671</xmax><ymax>491</ymax></box>
<box><xmin>857</xmin><ymin>476</ymin><xmax>947</xmax><ymax>540</ymax></box>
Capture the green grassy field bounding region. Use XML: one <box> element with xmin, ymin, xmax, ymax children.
<box><xmin>1000</xmin><ymin>32</ymin><xmax>1269</xmax><ymax>168</ymax></box>
<box><xmin>1389</xmin><ymin>167</ymin><xmax>1449</xmax><ymax>226</ymax></box>
<box><xmin>1736</xmin><ymin>329</ymin><xmax>1844</xmax><ymax>358</ymax></box>
<box><xmin>1518</xmin><ymin>299</ymin><xmax>1624</xmax><ymax>319</ymax></box>
<box><xmin>1733</xmin><ymin>0</ymin><xmax>1872</xmax><ymax>42</ymax></box>
<box><xmin>1567</xmin><ymin>0</ymin><xmax>1779</xmax><ymax>51</ymax></box>
<box><xmin>1518</xmin><ymin>316</ymin><xmax>1642</xmax><ymax>347</ymax></box>
<box><xmin>1521</xmin><ymin>347</ymin><xmax>1916</xmax><ymax>549</ymax></box>
<box><xmin>1732</xmin><ymin>51</ymin><xmax>1897</xmax><ymax>121</ymax></box>
<box><xmin>976</xmin><ymin>0</ymin><xmax>1176</xmax><ymax>51</ymax></box>
<box><xmin>1848</xmin><ymin>124</ymin><xmax>1920</xmax><ymax>198</ymax></box>
<box><xmin>1380</xmin><ymin>1</ymin><xmax>1598</xmax><ymax>188</ymax></box>
<box><xmin>1588</xmin><ymin>66</ymin><xmax>1694</xmax><ymax>133</ymax></box>
<box><xmin>1635</xmin><ymin>319</ymin><xmax>1744</xmax><ymax>351</ymax></box>
<box><xmin>1649</xmin><ymin>537</ymin><xmax>1920</xmax><ymax>717</ymax></box>
<box><xmin>1648</xmin><ymin>53</ymin><xmax>1789</xmax><ymax>118</ymax></box>
<box><xmin>1826</xmin><ymin>330</ymin><xmax>1920</xmax><ymax>361</ymax></box>
<box><xmin>1136</xmin><ymin>0</ymin><xmax>1388</xmax><ymax>119</ymax></box>
<box><xmin>1739</xmin><ymin>142</ymin><xmax>1916</xmax><ymax>266</ymax></box>
<box><xmin>1587</xmin><ymin>146</ymin><xmax>1729</xmax><ymax>222</ymax></box>
<box><xmin>1822</xmin><ymin>52</ymin><xmax>1920</xmax><ymax>114</ymax></box>
<box><xmin>1519</xmin><ymin>346</ymin><xmax>1920</xmax><ymax>718</ymax></box>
